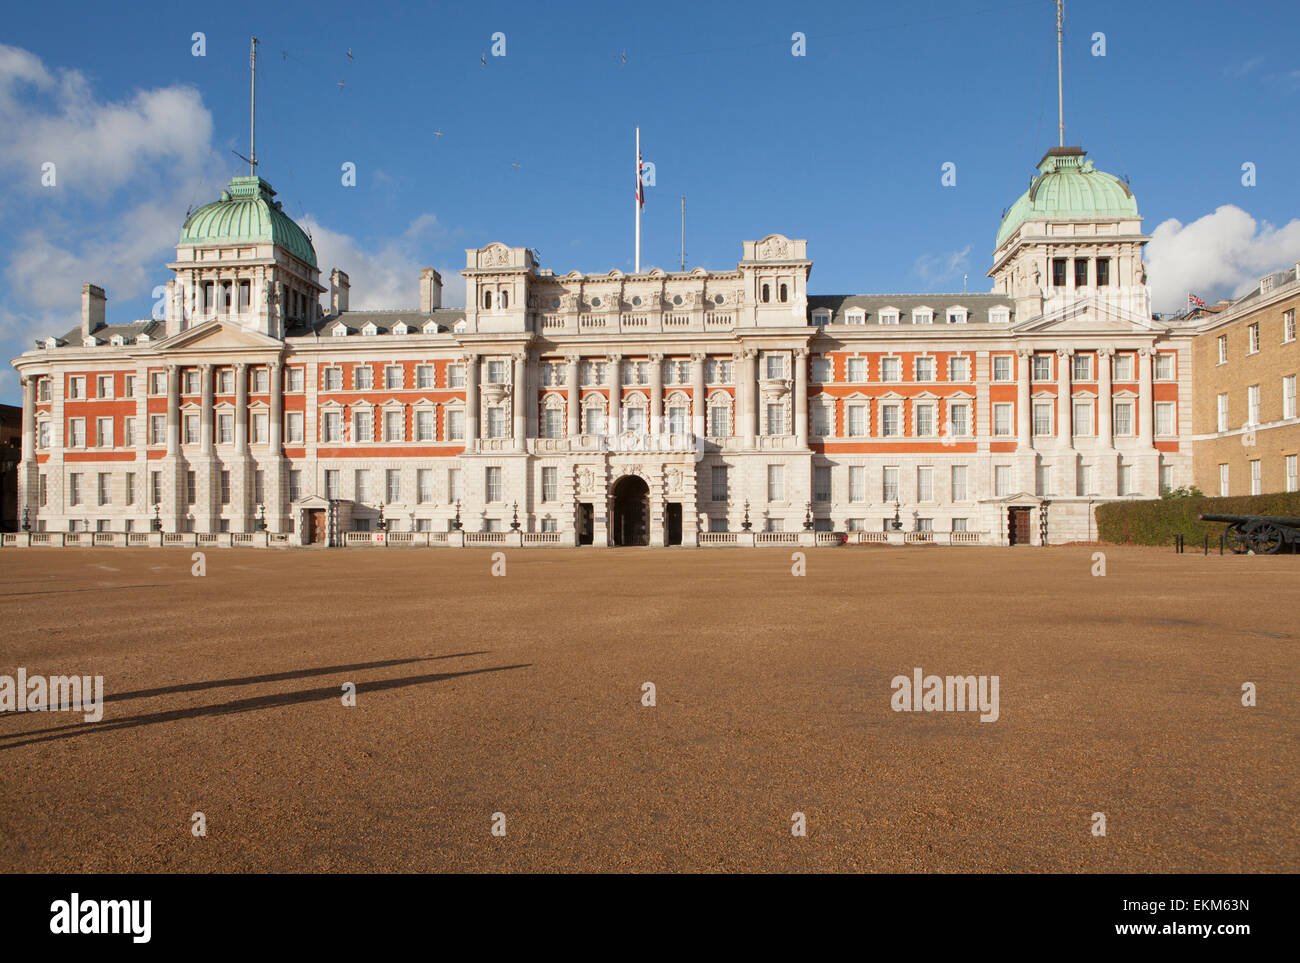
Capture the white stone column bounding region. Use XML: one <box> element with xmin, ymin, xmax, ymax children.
<box><xmin>512</xmin><ymin>351</ymin><xmax>527</xmax><ymax>452</ymax></box>
<box><xmin>268</xmin><ymin>360</ymin><xmax>285</xmax><ymax>532</ymax></box>
<box><xmin>794</xmin><ymin>347</ymin><xmax>809</xmax><ymax>448</ymax></box>
<box><xmin>166</xmin><ymin>365</ymin><xmax>181</xmax><ymax>456</ymax></box>
<box><xmin>465</xmin><ymin>354</ymin><xmax>480</xmax><ymax>444</ymax></box>
<box><xmin>691</xmin><ymin>352</ymin><xmax>707</xmax><ymax>439</ymax></box>
<box><xmin>1137</xmin><ymin>347</ymin><xmax>1153</xmax><ymax>446</ymax></box>
<box><xmin>649</xmin><ymin>352</ymin><xmax>664</xmax><ymax>436</ymax></box>
<box><xmin>1016</xmin><ymin>348</ymin><xmax>1031</xmax><ymax>448</ymax></box>
<box><xmin>1055</xmin><ymin>348</ymin><xmax>1072</xmax><ymax>450</ymax></box>
<box><xmin>20</xmin><ymin>376</ymin><xmax>35</xmax><ymax>461</ymax></box>
<box><xmin>565</xmin><ymin>354</ymin><xmax>581</xmax><ymax>437</ymax></box>
<box><xmin>742</xmin><ymin>349</ymin><xmax>757</xmax><ymax>449</ymax></box>
<box><xmin>200</xmin><ymin>364</ymin><xmax>215</xmax><ymax>455</ymax></box>
<box><xmin>606</xmin><ymin>353</ymin><xmax>622</xmax><ymax>435</ymax></box>
<box><xmin>234</xmin><ymin>363</ymin><xmax>249</xmax><ymax>453</ymax></box>
<box><xmin>1097</xmin><ymin>348</ymin><xmax>1114</xmax><ymax>447</ymax></box>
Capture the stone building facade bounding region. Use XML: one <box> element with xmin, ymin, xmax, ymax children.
<box><xmin>1191</xmin><ymin>266</ymin><xmax>1300</xmax><ymax>496</ymax></box>
<box><xmin>11</xmin><ymin>147</ymin><xmax>1200</xmax><ymax>545</ymax></box>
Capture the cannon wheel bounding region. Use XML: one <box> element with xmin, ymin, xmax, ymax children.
<box><xmin>1224</xmin><ymin>523</ymin><xmax>1251</xmax><ymax>554</ymax></box>
<box><xmin>1251</xmin><ymin>523</ymin><xmax>1285</xmax><ymax>555</ymax></box>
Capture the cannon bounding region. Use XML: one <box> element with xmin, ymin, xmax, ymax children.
<box><xmin>1199</xmin><ymin>514</ymin><xmax>1300</xmax><ymax>554</ymax></box>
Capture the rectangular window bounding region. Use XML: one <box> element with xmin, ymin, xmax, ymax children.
<box><xmin>125</xmin><ymin>472</ymin><xmax>135</xmax><ymax>506</ymax></box>
<box><xmin>1112</xmin><ymin>354</ymin><xmax>1134</xmax><ymax>381</ymax></box>
<box><xmin>1286</xmin><ymin>454</ymin><xmax>1298</xmax><ymax>493</ymax></box>
<box><xmin>149</xmin><ymin>414</ymin><xmax>165</xmax><ymax>445</ymax></box>
<box><xmin>123</xmin><ymin>418</ymin><xmax>135</xmax><ymax>448</ymax></box>
<box><xmin>1077</xmin><ymin>464</ymin><xmax>1094</xmax><ymax>497</ymax></box>
<box><xmin>1052</xmin><ymin>258</ymin><xmax>1067</xmax><ymax>288</ymax></box>
<box><xmin>952</xmin><ymin>517</ymin><xmax>968</xmax><ymax>532</ymax></box>
<box><xmin>1033</xmin><ymin>402</ymin><xmax>1053</xmax><ymax>436</ymax></box>
<box><xmin>97</xmin><ymin>472</ymin><xmax>111</xmax><ymax>506</ymax></box>
<box><xmin>217</xmin><ymin>413</ymin><xmax>233</xmax><ymax>445</ymax></box>
<box><xmin>182</xmin><ymin>415</ymin><xmax>199</xmax><ymax>445</ymax></box>
<box><xmin>766</xmin><ymin>465</ymin><xmax>784</xmax><ymax>502</ymax></box>
<box><xmin>416</xmin><ymin>365</ymin><xmax>435</xmax><ymax>389</ymax></box>
<box><xmin>993</xmin><ymin>356</ymin><xmax>1012</xmax><ymax>382</ymax></box>
<box><xmin>880</xmin><ymin>357</ymin><xmax>901</xmax><ymax>382</ymax></box>
<box><xmin>1155</xmin><ymin>402</ymin><xmax>1175</xmax><ymax>436</ymax></box>
<box><xmin>1072</xmin><ymin>354</ymin><xmax>1092</xmax><ymax>381</ymax></box>
<box><xmin>584</xmin><ymin>407</ymin><xmax>606</xmax><ymax>435</ymax></box>
<box><xmin>708</xmin><ymin>405</ymin><xmax>729</xmax><ymax>437</ymax></box>
<box><xmin>486</xmin><ymin>408</ymin><xmax>506</xmax><ymax>439</ymax></box>
<box><xmin>765</xmin><ymin>355</ymin><xmax>784</xmax><ymax>380</ymax></box>
<box><xmin>882</xmin><ymin>466</ymin><xmax>899</xmax><ymax>502</ymax></box>
<box><xmin>39</xmin><ymin>378</ymin><xmax>51</xmax><ymax>401</ymax></box>
<box><xmin>485</xmin><ymin>466</ymin><xmax>503</xmax><ymax>502</ymax></box>
<box><xmin>96</xmin><ymin>417</ymin><xmax>114</xmax><ymax>448</ymax></box>
<box><xmin>1159</xmin><ymin>464</ymin><xmax>1173</xmax><ymax>494</ymax></box>
<box><xmin>1217</xmin><ymin>393</ymin><xmax>1229</xmax><ymax>433</ymax></box>
<box><xmin>288</xmin><ymin>367</ymin><xmax>304</xmax><ymax>392</ymax></box>
<box><xmin>1032</xmin><ymin>355</ymin><xmax>1052</xmax><ymax>381</ymax></box>
<box><xmin>354</xmin><ymin>469</ymin><xmax>371</xmax><ymax>504</ymax></box>
<box><xmin>880</xmin><ymin>405</ymin><xmax>900</xmax><ymax>437</ymax></box>
<box><xmin>1248</xmin><ymin>323</ymin><xmax>1260</xmax><ymax>354</ymax></box>
<box><xmin>184</xmin><ymin>370</ymin><xmax>200</xmax><ymax>394</ymax></box>
<box><xmin>849</xmin><ymin>465</ymin><xmax>866</xmax><ymax>502</ymax></box>
<box><xmin>1285</xmin><ymin>310</ymin><xmax>1297</xmax><ymax>344</ymax></box>
<box><xmin>68</xmin><ymin>472</ymin><xmax>82</xmax><ymax>506</ymax></box>
<box><xmin>289</xmin><ymin>470</ymin><xmax>303</xmax><ymax>502</ymax></box>
<box><xmin>667</xmin><ymin>406</ymin><xmax>687</xmax><ymax>434</ymax></box>
<box><xmin>1036</xmin><ymin>464</ymin><xmax>1054</xmax><ymax>497</ymax></box>
<box><xmin>914</xmin><ymin>403</ymin><xmax>935</xmax><ymax>437</ymax></box>
<box><xmin>541</xmin><ymin>466</ymin><xmax>558</xmax><ymax>502</ymax></box>
<box><xmin>812</xmin><ymin>405</ymin><xmax>831</xmax><ymax>437</ymax></box>
<box><xmin>813</xmin><ymin>466</ymin><xmax>831</xmax><ymax>503</ymax></box>
<box><xmin>711</xmin><ymin>466</ymin><xmax>728</xmax><ymax>502</ymax></box>
<box><xmin>488</xmin><ymin>360</ymin><xmax>507</xmax><ymax>385</ymax></box>
<box><xmin>384</xmin><ymin>409</ymin><xmax>403</xmax><ymax>442</ymax></box>
<box><xmin>765</xmin><ymin>403</ymin><xmax>783</xmax><ymax>436</ymax></box>
<box><xmin>217</xmin><ymin>369</ymin><xmax>234</xmax><ymax>393</ymax></box>
<box><xmin>1118</xmin><ymin>463</ymin><xmax>1133</xmax><ymax>496</ymax></box>
<box><xmin>447</xmin><ymin>410</ymin><xmax>465</xmax><ymax>441</ymax></box>
<box><xmin>948</xmin><ymin>402</ymin><xmax>970</xmax><ymax>437</ymax></box>
<box><xmin>68</xmin><ymin>418</ymin><xmax>86</xmax><ymax>448</ymax></box>
<box><xmin>254</xmin><ymin>470</ymin><xmax>265</xmax><ymax>505</ymax></box>
<box><xmin>219</xmin><ymin>470</ymin><xmax>231</xmax><ymax>505</ymax></box>
<box><xmin>96</xmin><ymin>375</ymin><xmax>113</xmax><ymax>399</ymax></box>
<box><xmin>354</xmin><ymin>366</ymin><xmax>374</xmax><ymax>390</ymax></box>
<box><xmin>38</xmin><ymin>421</ymin><xmax>50</xmax><ymax>449</ymax></box>
<box><xmin>951</xmin><ymin>465</ymin><xmax>968</xmax><ymax>502</ymax></box>
<box><xmin>811</xmin><ymin>358</ymin><xmax>832</xmax><ymax>382</ymax></box>
<box><xmin>287</xmin><ymin>412</ymin><xmax>304</xmax><ymax>443</ymax></box>
<box><xmin>323</xmin><ymin>368</ymin><xmax>342</xmax><ymax>391</ymax></box>
<box><xmin>624</xmin><ymin>407</ymin><xmax>647</xmax><ymax>434</ymax></box>
<box><xmin>417</xmin><ymin>469</ymin><xmax>433</xmax><ymax>503</ymax></box>
<box><xmin>948</xmin><ymin>356</ymin><xmax>970</xmax><ymax>382</ymax></box>
<box><xmin>848</xmin><ymin>405</ymin><xmax>866</xmax><ymax>437</ymax></box>
<box><xmin>1113</xmin><ymin>402</ymin><xmax>1134</xmax><ymax>436</ymax></box>
<box><xmin>706</xmin><ymin>360</ymin><xmax>732</xmax><ymax>384</ymax></box>
<box><xmin>994</xmin><ymin>465</ymin><xmax>1010</xmax><ymax>497</ymax></box>
<box><xmin>385</xmin><ymin>366</ymin><xmax>403</xmax><ymax>390</ymax></box>
<box><xmin>252</xmin><ymin>367</ymin><xmax>269</xmax><ymax>393</ymax></box>
<box><xmin>1247</xmin><ymin>384</ymin><xmax>1261</xmax><ymax>426</ymax></box>
<box><xmin>915</xmin><ymin>357</ymin><xmax>935</xmax><ymax>382</ymax></box>
<box><xmin>416</xmin><ymin>409</ymin><xmax>435</xmax><ymax>441</ymax></box>
<box><xmin>1250</xmin><ymin>460</ymin><xmax>1262</xmax><ymax>495</ymax></box>
<box><xmin>1155</xmin><ymin>353</ymin><xmax>1174</xmax><ymax>380</ymax></box>
<box><xmin>150</xmin><ymin>471</ymin><xmax>162</xmax><ymax>507</ymax></box>
<box><xmin>1073</xmin><ymin>401</ymin><xmax>1093</xmax><ymax>436</ymax></box>
<box><xmin>186</xmin><ymin>471</ymin><xmax>197</xmax><ymax>505</ymax></box>
<box><xmin>916</xmin><ymin>466</ymin><xmax>933</xmax><ymax>502</ymax></box>
<box><xmin>252</xmin><ymin>411</ymin><xmax>268</xmax><ymax>444</ymax></box>
<box><xmin>448</xmin><ymin>364</ymin><xmax>465</xmax><ymax>388</ymax></box>
<box><xmin>1095</xmin><ymin>258</ymin><xmax>1110</xmax><ymax>286</ymax></box>
<box><xmin>353</xmin><ymin>410</ymin><xmax>373</xmax><ymax>442</ymax></box>
<box><xmin>68</xmin><ymin>376</ymin><xmax>85</xmax><ymax>399</ymax></box>
<box><xmin>1074</xmin><ymin>258</ymin><xmax>1089</xmax><ymax>287</ymax></box>
<box><xmin>447</xmin><ymin>469</ymin><xmax>461</xmax><ymax>502</ymax></box>
<box><xmin>386</xmin><ymin>469</ymin><xmax>401</xmax><ymax>504</ymax></box>
<box><xmin>1285</xmin><ymin>375</ymin><xmax>1297</xmax><ymax>420</ymax></box>
<box><xmin>323</xmin><ymin>411</ymin><xmax>342</xmax><ymax>443</ymax></box>
<box><xmin>993</xmin><ymin>403</ymin><xmax>1013</xmax><ymax>436</ymax></box>
<box><xmin>1218</xmin><ymin>463</ymin><xmax>1229</xmax><ymax>497</ymax></box>
<box><xmin>1217</xmin><ymin>335</ymin><xmax>1228</xmax><ymax>365</ymax></box>
<box><xmin>847</xmin><ymin>357</ymin><xmax>867</xmax><ymax>382</ymax></box>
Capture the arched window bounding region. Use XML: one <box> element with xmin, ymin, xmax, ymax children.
<box><xmin>501</xmin><ymin>289</ymin><xmax>509</xmax><ymax>309</ymax></box>
<box><xmin>779</xmin><ymin>283</ymin><xmax>788</xmax><ymax>303</ymax></box>
<box><xmin>484</xmin><ymin>290</ymin><xmax>493</xmax><ymax>309</ymax></box>
<box><xmin>761</xmin><ymin>284</ymin><xmax>771</xmax><ymax>304</ymax></box>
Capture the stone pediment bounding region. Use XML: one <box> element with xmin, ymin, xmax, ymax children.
<box><xmin>155</xmin><ymin>318</ymin><xmax>284</xmax><ymax>352</ymax></box>
<box><xmin>1013</xmin><ymin>296</ymin><xmax>1166</xmax><ymax>335</ymax></box>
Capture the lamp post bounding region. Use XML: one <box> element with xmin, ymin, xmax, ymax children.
<box><xmin>891</xmin><ymin>499</ymin><xmax>902</xmax><ymax>531</ymax></box>
<box><xmin>153</xmin><ymin>502</ymin><xmax>162</xmax><ymax>533</ymax></box>
<box><xmin>452</xmin><ymin>499</ymin><xmax>462</xmax><ymax>531</ymax></box>
<box><xmin>255</xmin><ymin>501</ymin><xmax>266</xmax><ymax>531</ymax></box>
<box><xmin>376</xmin><ymin>501</ymin><xmax>387</xmax><ymax>533</ymax></box>
<box><xmin>510</xmin><ymin>501</ymin><xmax>521</xmax><ymax>532</ymax></box>
<box><xmin>741</xmin><ymin>499</ymin><xmax>752</xmax><ymax>532</ymax></box>
<box><xmin>21</xmin><ymin>507</ymin><xmax>30</xmax><ymax>533</ymax></box>
<box><xmin>803</xmin><ymin>501</ymin><xmax>813</xmax><ymax>531</ymax></box>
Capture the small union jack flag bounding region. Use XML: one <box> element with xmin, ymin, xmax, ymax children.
<box><xmin>1188</xmin><ymin>293</ymin><xmax>1205</xmax><ymax>308</ymax></box>
<box><xmin>636</xmin><ymin>151</ymin><xmax>644</xmax><ymax>209</ymax></box>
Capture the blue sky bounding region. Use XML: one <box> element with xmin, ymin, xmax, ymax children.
<box><xmin>2</xmin><ymin>0</ymin><xmax>1298</xmax><ymax>402</ymax></box>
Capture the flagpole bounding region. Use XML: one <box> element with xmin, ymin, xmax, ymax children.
<box><xmin>635</xmin><ymin>127</ymin><xmax>641</xmax><ymax>273</ymax></box>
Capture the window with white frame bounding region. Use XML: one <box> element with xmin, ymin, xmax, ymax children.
<box><xmin>384</xmin><ymin>409</ymin><xmax>404</xmax><ymax>442</ymax></box>
<box><xmin>1113</xmin><ymin>401</ymin><xmax>1134</xmax><ymax>436</ymax></box>
<box><xmin>914</xmin><ymin>403</ymin><xmax>936</xmax><ymax>437</ymax></box>
<box><xmin>915</xmin><ymin>357</ymin><xmax>935</xmax><ymax>382</ymax></box>
<box><xmin>68</xmin><ymin>472</ymin><xmax>82</xmax><ymax>505</ymax></box>
<box><xmin>845</xmin><ymin>309</ymin><xmax>865</xmax><ymax>325</ymax></box>
<box><xmin>1159</xmin><ymin>464</ymin><xmax>1174</xmax><ymax>494</ymax></box>
<box><xmin>68</xmin><ymin>376</ymin><xmax>85</xmax><ymax>399</ymax></box>
<box><xmin>448</xmin><ymin>364</ymin><xmax>465</xmax><ymax>388</ymax></box>
<box><xmin>912</xmin><ymin>308</ymin><xmax>933</xmax><ymax>325</ymax></box>
<box><xmin>580</xmin><ymin>361</ymin><xmax>605</xmax><ymax>385</ymax></box>
<box><xmin>1036</xmin><ymin>464</ymin><xmax>1055</xmax><ymax>497</ymax></box>
<box><xmin>39</xmin><ymin>378</ymin><xmax>51</xmax><ymax>401</ymax></box>
<box><xmin>766</xmin><ymin>465</ymin><xmax>784</xmax><ymax>502</ymax></box>
<box><xmin>948</xmin><ymin>401</ymin><xmax>970</xmax><ymax>437</ymax></box>
<box><xmin>1217</xmin><ymin>335</ymin><xmax>1228</xmax><ymax>365</ymax></box>
<box><xmin>994</xmin><ymin>465</ymin><xmax>1010</xmax><ymax>497</ymax></box>
<box><xmin>416</xmin><ymin>365</ymin><xmax>435</xmax><ymax>389</ymax></box>
<box><xmin>711</xmin><ymin>466</ymin><xmax>728</xmax><ymax>502</ymax></box>
<box><xmin>946</xmin><ymin>308</ymin><xmax>968</xmax><ymax>324</ymax></box>
<box><xmin>182</xmin><ymin>414</ymin><xmax>199</xmax><ymax>445</ymax></box>
<box><xmin>1075</xmin><ymin>463</ymin><xmax>1094</xmax><ymax>496</ymax></box>
<box><xmin>1032</xmin><ymin>402</ymin><xmax>1053</xmax><ymax>436</ymax></box>
<box><xmin>811</xmin><ymin>309</ymin><xmax>831</xmax><ymax>326</ymax></box>
<box><xmin>1284</xmin><ymin>374</ymin><xmax>1297</xmax><ymax>420</ymax></box>
<box><xmin>1285</xmin><ymin>310</ymin><xmax>1296</xmax><ymax>344</ymax></box>
<box><xmin>1218</xmin><ymin>463</ymin><xmax>1229</xmax><ymax>496</ymax></box>
<box><xmin>847</xmin><ymin>357</ymin><xmax>867</xmax><ymax>382</ymax></box>
<box><xmin>323</xmin><ymin>410</ymin><xmax>342</xmax><ymax>442</ymax></box>
<box><xmin>951</xmin><ymin>465</ymin><xmax>968</xmax><ymax>501</ymax></box>
<box><xmin>1250</xmin><ymin>459</ymin><xmax>1261</xmax><ymax>495</ymax></box>
<box><xmin>1073</xmin><ymin>401</ymin><xmax>1093</xmax><ymax>436</ymax></box>
<box><xmin>354</xmin><ymin>366</ymin><xmax>373</xmax><ymax>390</ymax></box>
<box><xmin>1154</xmin><ymin>402</ymin><xmax>1175</xmax><ymax>436</ymax></box>
<box><xmin>1286</xmin><ymin>453</ymin><xmax>1298</xmax><ymax>493</ymax></box>
<box><xmin>542</xmin><ymin>407</ymin><xmax>564</xmax><ymax>439</ymax></box>
<box><xmin>1154</xmin><ymin>353</ymin><xmax>1174</xmax><ymax>380</ymax></box>
<box><xmin>667</xmin><ymin>405</ymin><xmax>687</xmax><ymax>434</ymax></box>
<box><xmin>1247</xmin><ymin>384</ymin><xmax>1261</xmax><ymax>426</ymax></box>
<box><xmin>880</xmin><ymin>404</ymin><xmax>901</xmax><ymax>437</ymax></box>
<box><xmin>813</xmin><ymin>466</ymin><xmax>831</xmax><ymax>502</ymax></box>
<box><xmin>38</xmin><ymin>421</ymin><xmax>50</xmax><ymax>449</ymax></box>
<box><xmin>916</xmin><ymin>466</ymin><xmax>933</xmax><ymax>501</ymax></box>
<box><xmin>97</xmin><ymin>472</ymin><xmax>111</xmax><ymax>506</ymax></box>
<box><xmin>988</xmin><ymin>307</ymin><xmax>1009</xmax><ymax>324</ymax></box>
<box><xmin>287</xmin><ymin>367</ymin><xmax>304</xmax><ymax>392</ymax></box>
<box><xmin>486</xmin><ymin>407</ymin><xmax>507</xmax><ymax>438</ymax></box>
<box><xmin>812</xmin><ymin>404</ymin><xmax>831</xmax><ymax>437</ymax></box>
<box><xmin>624</xmin><ymin>405</ymin><xmax>647</xmax><ymax>434</ymax></box>
<box><xmin>847</xmin><ymin>404</ymin><xmax>867</xmax><ymax>437</ymax></box>
<box><xmin>880</xmin><ymin>357</ymin><xmax>900</xmax><ymax>382</ymax></box>
<box><xmin>252</xmin><ymin>411</ymin><xmax>269</xmax><ymax>444</ymax></box>
<box><xmin>485</xmin><ymin>467</ymin><xmax>503</xmax><ymax>502</ymax></box>
<box><xmin>765</xmin><ymin>355</ymin><xmax>785</xmax><ymax>380</ymax></box>
<box><xmin>706</xmin><ymin>359</ymin><xmax>732</xmax><ymax>384</ymax></box>
<box><xmin>252</xmin><ymin>367</ymin><xmax>269</xmax><ymax>393</ymax></box>
<box><xmin>708</xmin><ymin>403</ymin><xmax>730</xmax><ymax>437</ymax></box>
<box><xmin>992</xmin><ymin>356</ymin><xmax>1012</xmax><ymax>381</ymax></box>
<box><xmin>287</xmin><ymin>412</ymin><xmax>304</xmax><ymax>443</ymax></box>
<box><xmin>1248</xmin><ymin>323</ymin><xmax>1260</xmax><ymax>354</ymax></box>
<box><xmin>324</xmin><ymin>368</ymin><xmax>343</xmax><ymax>391</ymax></box>
<box><xmin>584</xmin><ymin>405</ymin><xmax>606</xmax><ymax>435</ymax></box>
<box><xmin>993</xmin><ymin>403</ymin><xmax>1012</xmax><ymax>436</ymax></box>
<box><xmin>487</xmin><ymin>361</ymin><xmax>508</xmax><ymax>385</ymax></box>
<box><xmin>96</xmin><ymin>375</ymin><xmax>113</xmax><ymax>399</ymax></box>
<box><xmin>447</xmin><ymin>468</ymin><xmax>461</xmax><ymax>502</ymax></box>
<box><xmin>849</xmin><ymin>465</ymin><xmax>866</xmax><ymax>502</ymax></box>
<box><xmin>765</xmin><ymin>403</ymin><xmax>783</xmax><ymax>436</ymax></box>
<box><xmin>1072</xmin><ymin>354</ymin><xmax>1092</xmax><ymax>380</ymax></box>
<box><xmin>415</xmin><ymin>409</ymin><xmax>435</xmax><ymax>441</ymax></box>
<box><xmin>1217</xmin><ymin>393</ymin><xmax>1229</xmax><ymax>432</ymax></box>
<box><xmin>1112</xmin><ymin>354</ymin><xmax>1134</xmax><ymax>381</ymax></box>
<box><xmin>879</xmin><ymin>309</ymin><xmax>899</xmax><ymax>325</ymax></box>
<box><xmin>384</xmin><ymin>366</ymin><xmax>403</xmax><ymax>390</ymax></box>
<box><xmin>882</xmin><ymin>466</ymin><xmax>899</xmax><ymax>502</ymax></box>
<box><xmin>354</xmin><ymin>469</ymin><xmax>370</xmax><ymax>504</ymax></box>
<box><xmin>149</xmin><ymin>414</ymin><xmax>165</xmax><ymax>445</ymax></box>
<box><xmin>811</xmin><ymin>358</ymin><xmax>832</xmax><ymax>382</ymax></box>
<box><xmin>447</xmin><ymin>409</ymin><xmax>465</xmax><ymax>440</ymax></box>
<box><xmin>96</xmin><ymin>417</ymin><xmax>113</xmax><ymax>448</ymax></box>
<box><xmin>1032</xmin><ymin>355</ymin><xmax>1052</xmax><ymax>381</ymax></box>
<box><xmin>417</xmin><ymin>469</ymin><xmax>434</xmax><ymax>503</ymax></box>
<box><xmin>386</xmin><ymin>469</ymin><xmax>401</xmax><ymax>503</ymax></box>
<box><xmin>541</xmin><ymin>466</ymin><xmax>558</xmax><ymax>502</ymax></box>
<box><xmin>353</xmin><ymin>409</ymin><xmax>373</xmax><ymax>442</ymax></box>
<box><xmin>948</xmin><ymin>356</ymin><xmax>970</xmax><ymax>382</ymax></box>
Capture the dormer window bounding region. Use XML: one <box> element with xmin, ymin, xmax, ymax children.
<box><xmin>109</xmin><ymin>334</ymin><xmax>126</xmax><ymax>346</ymax></box>
<box><xmin>912</xmin><ymin>308</ymin><xmax>933</xmax><ymax>325</ymax></box>
<box><xmin>947</xmin><ymin>308</ymin><xmax>968</xmax><ymax>324</ymax></box>
<box><xmin>879</xmin><ymin>309</ymin><xmax>899</xmax><ymax>325</ymax></box>
<box><xmin>331</xmin><ymin>322</ymin><xmax>348</xmax><ymax>337</ymax></box>
<box><xmin>811</xmin><ymin>309</ymin><xmax>831</xmax><ymax>326</ymax></box>
<box><xmin>393</xmin><ymin>322</ymin><xmax>410</xmax><ymax>335</ymax></box>
<box><xmin>361</xmin><ymin>322</ymin><xmax>378</xmax><ymax>337</ymax></box>
<box><xmin>988</xmin><ymin>307</ymin><xmax>1009</xmax><ymax>324</ymax></box>
<box><xmin>845</xmin><ymin>310</ymin><xmax>865</xmax><ymax>325</ymax></box>
<box><xmin>422</xmin><ymin>320</ymin><xmax>439</xmax><ymax>334</ymax></box>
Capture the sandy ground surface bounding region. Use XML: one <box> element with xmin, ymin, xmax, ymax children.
<box><xmin>0</xmin><ymin>544</ymin><xmax>1295</xmax><ymax>873</ymax></box>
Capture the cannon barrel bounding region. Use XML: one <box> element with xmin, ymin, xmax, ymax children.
<box><xmin>1199</xmin><ymin>513</ymin><xmax>1300</xmax><ymax>527</ymax></box>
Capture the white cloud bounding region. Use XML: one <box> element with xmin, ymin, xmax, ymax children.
<box><xmin>301</xmin><ymin>214</ymin><xmax>464</xmax><ymax>309</ymax></box>
<box><xmin>1144</xmin><ymin>205</ymin><xmax>1300</xmax><ymax>313</ymax></box>
<box><xmin>912</xmin><ymin>245</ymin><xmax>972</xmax><ymax>288</ymax></box>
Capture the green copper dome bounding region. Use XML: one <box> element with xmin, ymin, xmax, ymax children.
<box><xmin>995</xmin><ymin>147</ymin><xmax>1138</xmax><ymax>250</ymax></box>
<box><xmin>179</xmin><ymin>175</ymin><xmax>317</xmax><ymax>267</ymax></box>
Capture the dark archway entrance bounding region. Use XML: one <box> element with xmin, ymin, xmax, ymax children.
<box><xmin>611</xmin><ymin>475</ymin><xmax>649</xmax><ymax>546</ymax></box>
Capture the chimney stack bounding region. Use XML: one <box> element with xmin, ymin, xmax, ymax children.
<box><xmin>330</xmin><ymin>268</ymin><xmax>350</xmax><ymax>315</ymax></box>
<box><xmin>419</xmin><ymin>267</ymin><xmax>443</xmax><ymax>313</ymax></box>
<box><xmin>81</xmin><ymin>283</ymin><xmax>106</xmax><ymax>338</ymax></box>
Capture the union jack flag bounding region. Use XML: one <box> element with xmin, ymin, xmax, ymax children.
<box><xmin>636</xmin><ymin>151</ymin><xmax>644</xmax><ymax>209</ymax></box>
<box><xmin>1188</xmin><ymin>293</ymin><xmax>1205</xmax><ymax>308</ymax></box>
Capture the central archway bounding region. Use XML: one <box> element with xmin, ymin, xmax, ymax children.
<box><xmin>611</xmin><ymin>475</ymin><xmax>650</xmax><ymax>546</ymax></box>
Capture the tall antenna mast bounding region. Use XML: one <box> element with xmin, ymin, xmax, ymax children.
<box><xmin>680</xmin><ymin>195</ymin><xmax>686</xmax><ymax>272</ymax></box>
<box><xmin>234</xmin><ymin>37</ymin><xmax>260</xmax><ymax>175</ymax></box>
<box><xmin>1056</xmin><ymin>0</ymin><xmax>1064</xmax><ymax>147</ymax></box>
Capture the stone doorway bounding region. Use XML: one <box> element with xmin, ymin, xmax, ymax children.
<box><xmin>611</xmin><ymin>475</ymin><xmax>649</xmax><ymax>546</ymax></box>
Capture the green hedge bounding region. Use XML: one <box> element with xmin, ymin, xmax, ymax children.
<box><xmin>1096</xmin><ymin>493</ymin><xmax>1300</xmax><ymax>546</ymax></box>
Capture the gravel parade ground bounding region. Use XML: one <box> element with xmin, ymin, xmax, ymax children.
<box><xmin>1</xmin><ymin>545</ymin><xmax>1295</xmax><ymax>873</ymax></box>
